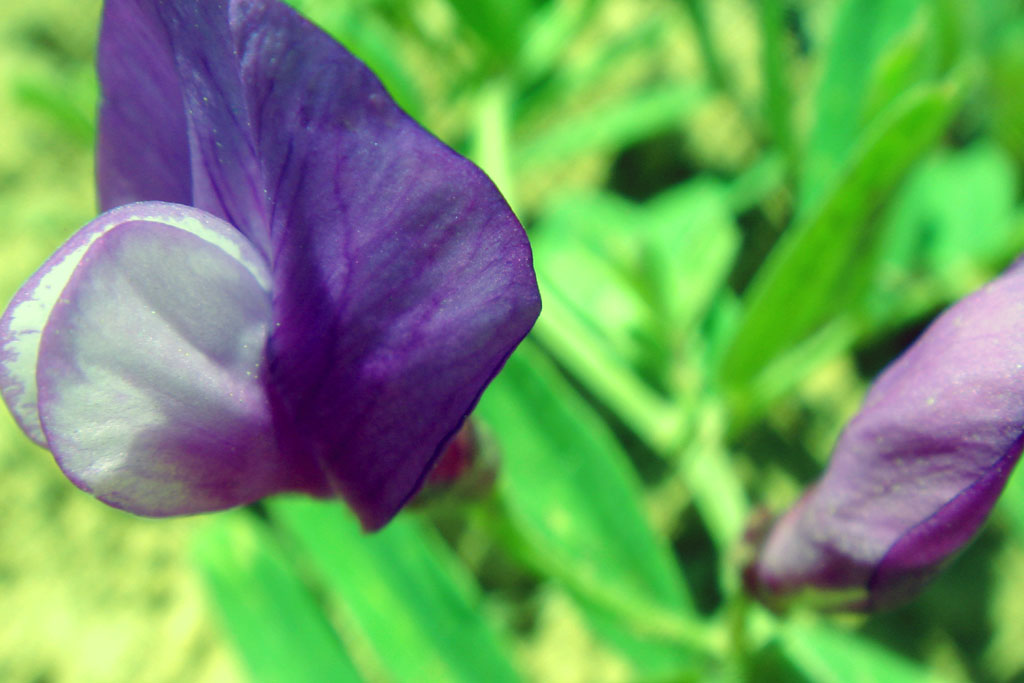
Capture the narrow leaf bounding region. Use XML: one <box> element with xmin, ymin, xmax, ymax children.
<box><xmin>268</xmin><ymin>497</ymin><xmax>521</xmax><ymax>683</ymax></box>
<box><xmin>720</xmin><ymin>77</ymin><xmax>965</xmax><ymax>390</ymax></box>
<box><xmin>476</xmin><ymin>343</ymin><xmax>704</xmax><ymax>639</ymax></box>
<box><xmin>443</xmin><ymin>0</ymin><xmax>536</xmax><ymax>60</ymax></box>
<box><xmin>193</xmin><ymin>512</ymin><xmax>361</xmax><ymax>683</ymax></box>
<box><xmin>780</xmin><ymin>620</ymin><xmax>938</xmax><ymax>683</ymax></box>
<box><xmin>799</xmin><ymin>0</ymin><xmax>921</xmax><ymax>214</ymax></box>
<box><xmin>869</xmin><ymin>140</ymin><xmax>1020</xmax><ymax>326</ymax></box>
<box><xmin>515</xmin><ymin>84</ymin><xmax>708</xmax><ymax>170</ymax></box>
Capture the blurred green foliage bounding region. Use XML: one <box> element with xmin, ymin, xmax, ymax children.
<box><xmin>6</xmin><ymin>0</ymin><xmax>1024</xmax><ymax>681</ymax></box>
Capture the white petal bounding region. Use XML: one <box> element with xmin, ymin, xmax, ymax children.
<box><xmin>34</xmin><ymin>209</ymin><xmax>300</xmax><ymax>514</ymax></box>
<box><xmin>0</xmin><ymin>202</ymin><xmax>270</xmax><ymax>445</ymax></box>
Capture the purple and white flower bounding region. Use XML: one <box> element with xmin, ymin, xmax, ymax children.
<box><xmin>0</xmin><ymin>0</ymin><xmax>540</xmax><ymax>531</ymax></box>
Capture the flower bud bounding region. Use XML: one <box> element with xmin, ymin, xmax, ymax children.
<box><xmin>745</xmin><ymin>259</ymin><xmax>1024</xmax><ymax>611</ymax></box>
<box><xmin>411</xmin><ymin>421</ymin><xmax>499</xmax><ymax>506</ymax></box>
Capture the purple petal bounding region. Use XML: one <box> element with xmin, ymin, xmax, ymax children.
<box><xmin>29</xmin><ymin>203</ymin><xmax>323</xmax><ymax>514</ymax></box>
<box><xmin>55</xmin><ymin>0</ymin><xmax>539</xmax><ymax>527</ymax></box>
<box><xmin>228</xmin><ymin>0</ymin><xmax>540</xmax><ymax>529</ymax></box>
<box><xmin>99</xmin><ymin>0</ymin><xmax>271</xmax><ymax>251</ymax></box>
<box><xmin>746</xmin><ymin>260</ymin><xmax>1024</xmax><ymax>610</ymax></box>
<box><xmin>96</xmin><ymin>0</ymin><xmax>191</xmax><ymax>210</ymax></box>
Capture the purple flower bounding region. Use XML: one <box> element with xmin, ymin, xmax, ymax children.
<box><xmin>744</xmin><ymin>260</ymin><xmax>1024</xmax><ymax>610</ymax></box>
<box><xmin>0</xmin><ymin>0</ymin><xmax>540</xmax><ymax>531</ymax></box>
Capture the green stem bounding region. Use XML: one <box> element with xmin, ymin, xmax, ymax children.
<box><xmin>472</xmin><ymin>494</ymin><xmax>728</xmax><ymax>657</ymax></box>
<box><xmin>682</xmin><ymin>0</ymin><xmax>730</xmax><ymax>94</ymax></box>
<box><xmin>759</xmin><ymin>0</ymin><xmax>798</xmax><ymax>178</ymax></box>
<box><xmin>727</xmin><ymin>591</ymin><xmax>753</xmax><ymax>676</ymax></box>
<box><xmin>531</xmin><ymin>297</ymin><xmax>686</xmax><ymax>454</ymax></box>
<box><xmin>680</xmin><ymin>0</ymin><xmax>764</xmax><ymax>147</ymax></box>
<box><xmin>471</xmin><ymin>78</ymin><xmax>517</xmax><ymax>211</ymax></box>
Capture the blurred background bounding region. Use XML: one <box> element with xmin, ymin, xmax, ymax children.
<box><xmin>4</xmin><ymin>0</ymin><xmax>1024</xmax><ymax>680</ymax></box>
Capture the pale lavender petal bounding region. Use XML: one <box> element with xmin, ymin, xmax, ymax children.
<box><xmin>31</xmin><ymin>204</ymin><xmax>322</xmax><ymax>514</ymax></box>
<box><xmin>746</xmin><ymin>260</ymin><xmax>1024</xmax><ymax>610</ymax></box>
<box><xmin>1</xmin><ymin>203</ymin><xmax>227</xmax><ymax>444</ymax></box>
<box><xmin>229</xmin><ymin>0</ymin><xmax>541</xmax><ymax>529</ymax></box>
<box><xmin>96</xmin><ymin>0</ymin><xmax>191</xmax><ymax>210</ymax></box>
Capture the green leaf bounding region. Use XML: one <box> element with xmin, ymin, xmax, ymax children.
<box><xmin>442</xmin><ymin>0</ymin><xmax>537</xmax><ymax>60</ymax></box>
<box><xmin>994</xmin><ymin>438</ymin><xmax>1024</xmax><ymax>541</ymax></box>
<box><xmin>530</xmin><ymin>181</ymin><xmax>739</xmax><ymax>450</ymax></box>
<box><xmin>641</xmin><ymin>182</ymin><xmax>741</xmax><ymax>343</ymax></box>
<box><xmin>515</xmin><ymin>83</ymin><xmax>708</xmax><ymax>170</ymax></box>
<box><xmin>726</xmin><ymin>152</ymin><xmax>787</xmax><ymax>214</ymax></box>
<box><xmin>579</xmin><ymin>600</ymin><xmax>707</xmax><ymax>680</ymax></box>
<box><xmin>988</xmin><ymin>18</ymin><xmax>1024</xmax><ymax>166</ymax></box>
<box><xmin>677</xmin><ymin>399</ymin><xmax>749</xmax><ymax>560</ymax></box>
<box><xmin>516</xmin><ymin>0</ymin><xmax>600</xmax><ymax>82</ymax></box>
<box><xmin>471</xmin><ymin>79</ymin><xmax>517</xmax><ymax>208</ymax></box>
<box><xmin>868</xmin><ymin>139</ymin><xmax>1020</xmax><ymax>326</ymax></box>
<box><xmin>887</xmin><ymin>141</ymin><xmax>1017</xmax><ymax>271</ymax></box>
<box><xmin>476</xmin><ymin>343</ymin><xmax>713</xmax><ymax>651</ymax></box>
<box><xmin>682</xmin><ymin>0</ymin><xmax>731</xmax><ymax>92</ymax></box>
<box><xmin>516</xmin><ymin>15</ymin><xmax>663</xmax><ymax>123</ymax></box>
<box><xmin>720</xmin><ymin>76</ymin><xmax>965</xmax><ymax>392</ymax></box>
<box><xmin>531</xmin><ymin>289</ymin><xmax>683</xmax><ymax>452</ymax></box>
<box><xmin>779</xmin><ymin>620</ymin><xmax>940</xmax><ymax>683</ymax></box>
<box><xmin>758</xmin><ymin>0</ymin><xmax>795</xmax><ymax>170</ymax></box>
<box><xmin>536</xmin><ymin>182</ymin><xmax>739</xmax><ymax>351</ymax></box>
<box><xmin>800</xmin><ymin>0</ymin><xmax>923</xmax><ymax>214</ymax></box>
<box><xmin>267</xmin><ymin>497</ymin><xmax>521</xmax><ymax>683</ymax></box>
<box><xmin>193</xmin><ymin>512</ymin><xmax>361</xmax><ymax>683</ymax></box>
<box><xmin>860</xmin><ymin>15</ymin><xmax>936</xmax><ymax>128</ymax></box>
<box><xmin>13</xmin><ymin>65</ymin><xmax>96</xmax><ymax>146</ymax></box>
<box><xmin>731</xmin><ymin>319</ymin><xmax>859</xmax><ymax>432</ymax></box>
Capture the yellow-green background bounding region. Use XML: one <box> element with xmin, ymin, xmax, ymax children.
<box><xmin>5</xmin><ymin>0</ymin><xmax>1024</xmax><ymax>681</ymax></box>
